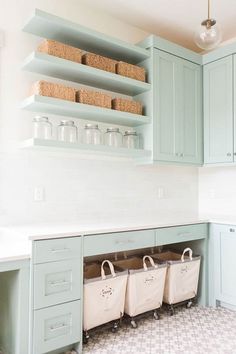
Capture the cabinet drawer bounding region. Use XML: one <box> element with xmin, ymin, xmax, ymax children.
<box><xmin>156</xmin><ymin>224</ymin><xmax>208</xmax><ymax>246</ymax></box>
<box><xmin>84</xmin><ymin>229</ymin><xmax>155</xmax><ymax>256</ymax></box>
<box><xmin>33</xmin><ymin>237</ymin><xmax>81</xmax><ymax>264</ymax></box>
<box><xmin>34</xmin><ymin>259</ymin><xmax>81</xmax><ymax>309</ymax></box>
<box><xmin>33</xmin><ymin>300</ymin><xmax>81</xmax><ymax>354</ymax></box>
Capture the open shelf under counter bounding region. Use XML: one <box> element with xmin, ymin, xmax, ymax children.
<box><xmin>23</xmin><ymin>9</ymin><xmax>149</xmax><ymax>64</ymax></box>
<box><xmin>23</xmin><ymin>52</ymin><xmax>151</xmax><ymax>96</ymax></box>
<box><xmin>21</xmin><ymin>138</ymin><xmax>151</xmax><ymax>159</ymax></box>
<box><xmin>21</xmin><ymin>95</ymin><xmax>150</xmax><ymax>127</ymax></box>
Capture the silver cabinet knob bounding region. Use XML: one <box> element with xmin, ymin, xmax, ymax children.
<box><xmin>229</xmin><ymin>228</ymin><xmax>235</xmax><ymax>232</ymax></box>
<box><xmin>234</xmin><ymin>153</ymin><xmax>236</xmax><ymax>156</ymax></box>
<box><xmin>180</xmin><ymin>153</ymin><xmax>184</xmax><ymax>157</ymax></box>
<box><xmin>227</xmin><ymin>153</ymin><xmax>232</xmax><ymax>156</ymax></box>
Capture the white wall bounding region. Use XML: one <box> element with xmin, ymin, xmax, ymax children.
<box><xmin>199</xmin><ymin>166</ymin><xmax>236</xmax><ymax>218</ymax></box>
<box><xmin>0</xmin><ymin>0</ymin><xmax>199</xmax><ymax>226</ymax></box>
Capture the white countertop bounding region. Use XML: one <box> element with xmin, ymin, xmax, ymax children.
<box><xmin>1</xmin><ymin>216</ymin><xmax>236</xmax><ymax>263</ymax></box>
<box><xmin>0</xmin><ymin>218</ymin><xmax>208</xmax><ymax>262</ymax></box>
<box><xmin>0</xmin><ymin>229</ymin><xmax>31</xmax><ymax>263</ymax></box>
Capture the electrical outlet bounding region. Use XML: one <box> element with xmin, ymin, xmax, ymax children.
<box><xmin>209</xmin><ymin>188</ymin><xmax>215</xmax><ymax>199</ymax></box>
<box><xmin>157</xmin><ymin>187</ymin><xmax>164</xmax><ymax>199</ymax></box>
<box><xmin>34</xmin><ymin>186</ymin><xmax>45</xmax><ymax>202</ymax></box>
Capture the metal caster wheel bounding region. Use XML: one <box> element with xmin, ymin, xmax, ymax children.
<box><xmin>131</xmin><ymin>319</ymin><xmax>138</xmax><ymax>329</ymax></box>
<box><xmin>111</xmin><ymin>322</ymin><xmax>118</xmax><ymax>333</ymax></box>
<box><xmin>153</xmin><ymin>310</ymin><xmax>160</xmax><ymax>320</ymax></box>
<box><xmin>83</xmin><ymin>332</ymin><xmax>90</xmax><ymax>344</ymax></box>
<box><xmin>169</xmin><ymin>307</ymin><xmax>174</xmax><ymax>316</ymax></box>
<box><xmin>186</xmin><ymin>300</ymin><xmax>193</xmax><ymax>309</ymax></box>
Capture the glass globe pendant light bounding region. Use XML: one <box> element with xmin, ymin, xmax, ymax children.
<box><xmin>194</xmin><ymin>0</ymin><xmax>222</xmax><ymax>50</ymax></box>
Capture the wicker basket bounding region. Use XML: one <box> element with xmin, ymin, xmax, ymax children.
<box><xmin>116</xmin><ymin>62</ymin><xmax>146</xmax><ymax>82</ymax></box>
<box><xmin>76</xmin><ymin>89</ymin><xmax>112</xmax><ymax>109</ymax></box>
<box><xmin>31</xmin><ymin>80</ymin><xmax>76</xmax><ymax>102</ymax></box>
<box><xmin>112</xmin><ymin>98</ymin><xmax>143</xmax><ymax>115</ymax></box>
<box><xmin>82</xmin><ymin>53</ymin><xmax>117</xmax><ymax>73</ymax></box>
<box><xmin>37</xmin><ymin>39</ymin><xmax>82</xmax><ymax>63</ymax></box>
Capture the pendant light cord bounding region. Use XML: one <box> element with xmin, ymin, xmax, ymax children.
<box><xmin>208</xmin><ymin>0</ymin><xmax>211</xmax><ymax>19</ymax></box>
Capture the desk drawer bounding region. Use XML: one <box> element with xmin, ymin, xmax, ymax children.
<box><xmin>84</xmin><ymin>229</ymin><xmax>155</xmax><ymax>256</ymax></box>
<box><xmin>34</xmin><ymin>259</ymin><xmax>81</xmax><ymax>309</ymax></box>
<box><xmin>33</xmin><ymin>300</ymin><xmax>81</xmax><ymax>354</ymax></box>
<box><xmin>156</xmin><ymin>224</ymin><xmax>208</xmax><ymax>246</ymax></box>
<box><xmin>33</xmin><ymin>237</ymin><xmax>81</xmax><ymax>264</ymax></box>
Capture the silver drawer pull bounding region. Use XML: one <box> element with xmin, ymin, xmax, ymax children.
<box><xmin>50</xmin><ymin>323</ymin><xmax>69</xmax><ymax>332</ymax></box>
<box><xmin>49</xmin><ymin>280</ymin><xmax>71</xmax><ymax>287</ymax></box>
<box><xmin>115</xmin><ymin>239</ymin><xmax>135</xmax><ymax>245</ymax></box>
<box><xmin>50</xmin><ymin>247</ymin><xmax>70</xmax><ymax>253</ymax></box>
<box><xmin>229</xmin><ymin>228</ymin><xmax>235</xmax><ymax>232</ymax></box>
<box><xmin>178</xmin><ymin>232</ymin><xmax>192</xmax><ymax>237</ymax></box>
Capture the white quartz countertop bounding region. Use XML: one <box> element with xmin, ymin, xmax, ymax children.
<box><xmin>0</xmin><ymin>230</ymin><xmax>31</xmax><ymax>263</ymax></box>
<box><xmin>0</xmin><ymin>218</ymin><xmax>207</xmax><ymax>262</ymax></box>
<box><xmin>1</xmin><ymin>216</ymin><xmax>236</xmax><ymax>263</ymax></box>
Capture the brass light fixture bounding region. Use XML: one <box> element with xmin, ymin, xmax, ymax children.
<box><xmin>194</xmin><ymin>0</ymin><xmax>222</xmax><ymax>50</ymax></box>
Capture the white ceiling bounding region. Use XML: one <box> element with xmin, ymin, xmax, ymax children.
<box><xmin>81</xmin><ymin>0</ymin><xmax>236</xmax><ymax>52</ymax></box>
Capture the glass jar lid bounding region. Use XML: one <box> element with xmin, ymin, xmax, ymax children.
<box><xmin>106</xmin><ymin>127</ymin><xmax>120</xmax><ymax>133</ymax></box>
<box><xmin>33</xmin><ymin>116</ymin><xmax>49</xmax><ymax>122</ymax></box>
<box><xmin>124</xmin><ymin>130</ymin><xmax>138</xmax><ymax>136</ymax></box>
<box><xmin>59</xmin><ymin>120</ymin><xmax>75</xmax><ymax>126</ymax></box>
<box><xmin>84</xmin><ymin>123</ymin><xmax>99</xmax><ymax>129</ymax></box>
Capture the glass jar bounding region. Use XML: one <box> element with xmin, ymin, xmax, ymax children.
<box><xmin>33</xmin><ymin>116</ymin><xmax>52</xmax><ymax>140</ymax></box>
<box><xmin>123</xmin><ymin>130</ymin><xmax>139</xmax><ymax>149</ymax></box>
<box><xmin>104</xmin><ymin>127</ymin><xmax>123</xmax><ymax>148</ymax></box>
<box><xmin>82</xmin><ymin>124</ymin><xmax>102</xmax><ymax>145</ymax></box>
<box><xmin>57</xmin><ymin>120</ymin><xmax>77</xmax><ymax>143</ymax></box>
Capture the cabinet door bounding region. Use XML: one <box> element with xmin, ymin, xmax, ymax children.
<box><xmin>234</xmin><ymin>55</ymin><xmax>236</xmax><ymax>160</ymax></box>
<box><xmin>154</xmin><ymin>50</ymin><xmax>181</xmax><ymax>162</ymax></box>
<box><xmin>180</xmin><ymin>60</ymin><xmax>203</xmax><ymax>164</ymax></box>
<box><xmin>204</xmin><ymin>56</ymin><xmax>233</xmax><ymax>163</ymax></box>
<box><xmin>213</xmin><ymin>224</ymin><xmax>236</xmax><ymax>307</ymax></box>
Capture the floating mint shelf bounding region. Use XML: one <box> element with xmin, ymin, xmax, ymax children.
<box><xmin>22</xmin><ymin>52</ymin><xmax>151</xmax><ymax>96</ymax></box>
<box><xmin>23</xmin><ymin>9</ymin><xmax>149</xmax><ymax>64</ymax></box>
<box><xmin>21</xmin><ymin>95</ymin><xmax>150</xmax><ymax>127</ymax></box>
<box><xmin>21</xmin><ymin>138</ymin><xmax>151</xmax><ymax>159</ymax></box>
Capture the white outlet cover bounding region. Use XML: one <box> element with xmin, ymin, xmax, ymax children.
<box><xmin>34</xmin><ymin>186</ymin><xmax>45</xmax><ymax>202</ymax></box>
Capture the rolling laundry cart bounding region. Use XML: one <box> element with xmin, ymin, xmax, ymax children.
<box><xmin>152</xmin><ymin>248</ymin><xmax>201</xmax><ymax>315</ymax></box>
<box><xmin>113</xmin><ymin>255</ymin><xmax>167</xmax><ymax>328</ymax></box>
<box><xmin>83</xmin><ymin>260</ymin><xmax>128</xmax><ymax>342</ymax></box>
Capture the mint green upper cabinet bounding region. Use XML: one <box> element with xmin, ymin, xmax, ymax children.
<box><xmin>204</xmin><ymin>56</ymin><xmax>233</xmax><ymax>163</ymax></box>
<box><xmin>154</xmin><ymin>49</ymin><xmax>202</xmax><ymax>164</ymax></box>
<box><xmin>154</xmin><ymin>50</ymin><xmax>180</xmax><ymax>162</ymax></box>
<box><xmin>181</xmin><ymin>60</ymin><xmax>202</xmax><ymax>164</ymax></box>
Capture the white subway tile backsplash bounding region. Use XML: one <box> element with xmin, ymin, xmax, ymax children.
<box><xmin>0</xmin><ymin>152</ymin><xmax>199</xmax><ymax>225</ymax></box>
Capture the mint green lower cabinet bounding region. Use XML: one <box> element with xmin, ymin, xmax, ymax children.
<box><xmin>154</xmin><ymin>49</ymin><xmax>202</xmax><ymax>165</ymax></box>
<box><xmin>84</xmin><ymin>230</ymin><xmax>155</xmax><ymax>256</ymax></box>
<box><xmin>204</xmin><ymin>56</ymin><xmax>233</xmax><ymax>163</ymax></box>
<box><xmin>33</xmin><ymin>300</ymin><xmax>81</xmax><ymax>354</ymax></box>
<box><xmin>0</xmin><ymin>259</ymin><xmax>30</xmax><ymax>354</ymax></box>
<box><xmin>234</xmin><ymin>54</ymin><xmax>236</xmax><ymax>159</ymax></box>
<box><xmin>34</xmin><ymin>259</ymin><xmax>81</xmax><ymax>309</ymax></box>
<box><xmin>211</xmin><ymin>224</ymin><xmax>236</xmax><ymax>308</ymax></box>
<box><xmin>31</xmin><ymin>238</ymin><xmax>83</xmax><ymax>354</ymax></box>
<box><xmin>156</xmin><ymin>224</ymin><xmax>207</xmax><ymax>246</ymax></box>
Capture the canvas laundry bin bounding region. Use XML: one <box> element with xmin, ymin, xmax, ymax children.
<box><xmin>152</xmin><ymin>248</ymin><xmax>201</xmax><ymax>305</ymax></box>
<box><xmin>113</xmin><ymin>256</ymin><xmax>167</xmax><ymax>317</ymax></box>
<box><xmin>83</xmin><ymin>260</ymin><xmax>128</xmax><ymax>331</ymax></box>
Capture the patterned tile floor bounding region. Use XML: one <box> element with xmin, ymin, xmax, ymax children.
<box><xmin>82</xmin><ymin>306</ymin><xmax>236</xmax><ymax>354</ymax></box>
